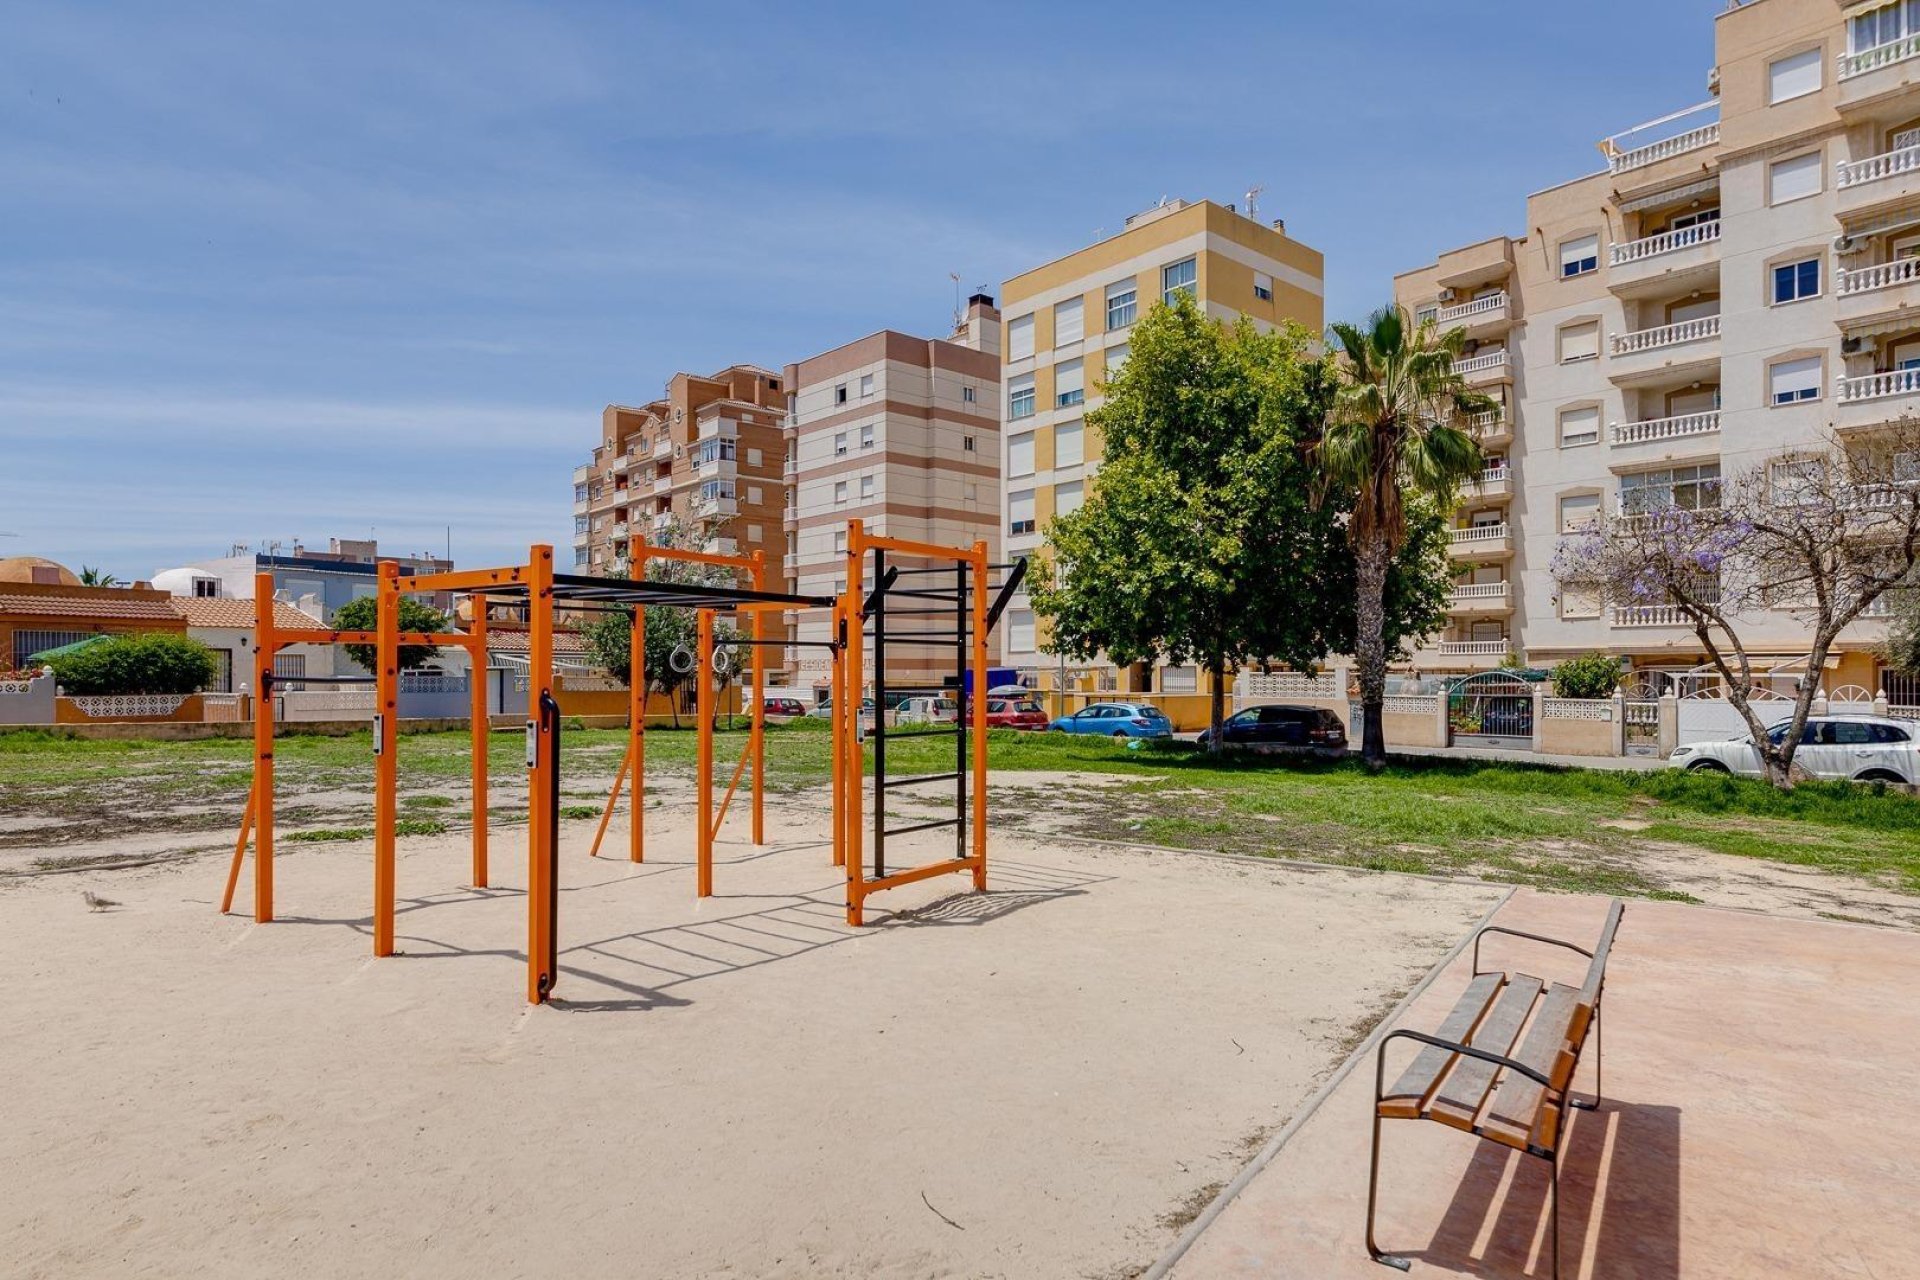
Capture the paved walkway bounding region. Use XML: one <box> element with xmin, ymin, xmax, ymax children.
<box><xmin>1166</xmin><ymin>891</ymin><xmax>1920</xmax><ymax>1279</ymax></box>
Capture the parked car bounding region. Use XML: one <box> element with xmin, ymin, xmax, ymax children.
<box><xmin>757</xmin><ymin>696</ymin><xmax>808</xmax><ymax>721</ymax></box>
<box><xmin>986</xmin><ymin>683</ymin><xmax>1031</xmax><ymax>699</ymax></box>
<box><xmin>985</xmin><ymin>698</ymin><xmax>1049</xmax><ymax>730</ymax></box>
<box><xmin>1668</xmin><ymin>716</ymin><xmax>1918</xmax><ymax>783</ymax></box>
<box><xmin>895</xmin><ymin>696</ymin><xmax>960</xmax><ymax>725</ymax></box>
<box><xmin>1196</xmin><ymin>704</ymin><xmax>1347</xmax><ymax>755</ymax></box>
<box><xmin>1048</xmin><ymin>702</ymin><xmax>1174</xmax><ymax>740</ymax></box>
<box><xmin>808</xmin><ymin>696</ymin><xmax>875</xmax><ymax>721</ymax></box>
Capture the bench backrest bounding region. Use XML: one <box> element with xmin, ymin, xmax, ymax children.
<box><xmin>1565</xmin><ymin>899</ymin><xmax>1625</xmax><ymax>1060</ymax></box>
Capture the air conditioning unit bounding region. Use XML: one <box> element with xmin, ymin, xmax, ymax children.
<box><xmin>1437</xmin><ymin>288</ymin><xmax>1457</xmax><ymax>303</ymax></box>
<box><xmin>1842</xmin><ymin>336</ymin><xmax>1865</xmax><ymax>355</ymax></box>
<box><xmin>1833</xmin><ymin>233</ymin><xmax>1859</xmax><ymax>256</ymax></box>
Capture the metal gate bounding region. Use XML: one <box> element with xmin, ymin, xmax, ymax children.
<box><xmin>1621</xmin><ymin>678</ymin><xmax>1662</xmax><ymax>756</ymax></box>
<box><xmin>1447</xmin><ymin>671</ymin><xmax>1534</xmax><ymax>749</ymax></box>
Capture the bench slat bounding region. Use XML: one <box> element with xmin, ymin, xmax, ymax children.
<box><xmin>1479</xmin><ymin>983</ymin><xmax>1583</xmax><ymax>1152</ymax></box>
<box><xmin>1377</xmin><ymin>972</ymin><xmax>1503</xmax><ymax>1119</ymax></box>
<box><xmin>1579</xmin><ymin>900</ymin><xmax>1625</xmax><ymax>1011</ymax></box>
<box><xmin>1427</xmin><ymin>974</ymin><xmax>1543</xmax><ymax>1132</ymax></box>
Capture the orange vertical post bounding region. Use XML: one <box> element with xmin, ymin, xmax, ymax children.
<box><xmin>630</xmin><ymin>537</ymin><xmax>647</xmax><ymax>863</ymax></box>
<box><xmin>970</xmin><ymin>540</ymin><xmax>990</xmax><ymax>890</ymax></box>
<box><xmin>844</xmin><ymin>520</ymin><xmax>865</xmax><ymax>925</ymax></box>
<box><xmin>251</xmin><ymin>571</ymin><xmax>277</xmax><ymax>923</ymax></box>
<box><xmin>469</xmin><ymin>609</ymin><xmax>489</xmax><ymax>888</ymax></box>
<box><xmin>695</xmin><ymin>608</ymin><xmax>715</xmax><ymax>897</ymax></box>
<box><xmin>750</xmin><ymin>550</ymin><xmax>766</xmax><ymax>846</ymax></box>
<box><xmin>527</xmin><ymin>544</ymin><xmax>558</xmax><ymax>1004</ymax></box>
<box><xmin>372</xmin><ymin>561</ymin><xmax>400</xmax><ymax>957</ymax></box>
<box><xmin>829</xmin><ymin>599</ymin><xmax>845</xmax><ymax>869</ymax></box>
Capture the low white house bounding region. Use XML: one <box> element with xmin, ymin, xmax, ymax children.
<box><xmin>168</xmin><ymin>597</ymin><xmax>340</xmax><ymax>692</ymax></box>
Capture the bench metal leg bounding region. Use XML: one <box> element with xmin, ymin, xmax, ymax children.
<box><xmin>1367</xmin><ymin>1046</ymin><xmax>1412</xmax><ymax>1271</ymax></box>
<box><xmin>1571</xmin><ymin>990</ymin><xmax>1603</xmax><ymax>1112</ymax></box>
<box><xmin>1549</xmin><ymin>1143</ymin><xmax>1562</xmax><ymax>1280</ymax></box>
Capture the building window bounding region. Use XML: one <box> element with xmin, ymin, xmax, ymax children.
<box><xmin>1104</xmin><ymin>344</ymin><xmax>1129</xmax><ymax>383</ymax></box>
<box><xmin>1105</xmin><ymin>278</ymin><xmax>1137</xmax><ymax>330</ymax></box>
<box><xmin>1769</xmin><ymin>47</ymin><xmax>1822</xmax><ymax>104</ymax></box>
<box><xmin>1414</xmin><ymin>303</ymin><xmax>1439</xmax><ymax>327</ymax></box>
<box><xmin>1008</xmin><ymin>431</ymin><xmax>1035</xmax><ymax>477</ymax></box>
<box><xmin>1770</xmin><ymin>152</ymin><xmax>1822</xmax><ymax>205</ymax></box>
<box><xmin>1559</xmin><ymin>585</ymin><xmax>1602</xmax><ymax>620</ymax></box>
<box><xmin>834</xmin><ymin>530</ymin><xmax>848</xmax><ymax>555</ymax></box>
<box><xmin>1620</xmin><ymin>464</ymin><xmax>1722</xmax><ymax>514</ymax></box>
<box><xmin>1769</xmin><ymin>355</ymin><xmax>1823</xmax><ymax>404</ymax></box>
<box><xmin>1852</xmin><ymin>1</ymin><xmax>1920</xmax><ymax>54</ymax></box>
<box><xmin>1055</xmin><ymin>420</ymin><xmax>1084</xmax><ymax>468</ymax></box>
<box><xmin>1773</xmin><ymin>258</ymin><xmax>1821</xmax><ymax>304</ymax></box>
<box><xmin>860</xmin><ymin>474</ymin><xmax>874</xmax><ymax>499</ymax></box>
<box><xmin>859</xmin><ymin>373</ymin><xmax>874</xmax><ymax>397</ymax></box>
<box><xmin>835</xmin><ymin>383</ymin><xmax>848</xmax><ymax>404</ymax></box>
<box><xmin>963</xmin><ymin>385</ymin><xmax>976</xmax><ymax>403</ymax></box>
<box><xmin>1559</xmin><ymin>493</ymin><xmax>1602</xmax><ymax>533</ymax></box>
<box><xmin>1558</xmin><ymin>405</ymin><xmax>1601</xmax><ymax>448</ymax></box>
<box><xmin>834</xmin><ymin>432</ymin><xmax>848</xmax><ymax>456</ymax></box>
<box><xmin>1054</xmin><ymin>358</ymin><xmax>1085</xmax><ymax>407</ymax></box>
<box><xmin>1007</xmin><ymin>608</ymin><xmax>1036</xmax><ymax>652</ymax></box>
<box><xmin>1559</xmin><ymin>235</ymin><xmax>1599</xmax><ymax>278</ymax></box>
<box><xmin>193</xmin><ymin>577</ymin><xmax>220</xmax><ymax>598</ymax></box>
<box><xmin>834</xmin><ymin>481</ymin><xmax>848</xmax><ymax>505</ymax></box>
<box><xmin>747</xmin><ymin>448</ymin><xmax>762</xmax><ymax>467</ymax></box>
<box><xmin>1008</xmin><ymin>374</ymin><xmax>1035</xmax><ymax>420</ymax></box>
<box><xmin>1054</xmin><ymin>296</ymin><xmax>1084</xmax><ymax>347</ymax></box>
<box><xmin>859</xmin><ymin>423</ymin><xmax>875</xmax><ymax>449</ymax></box>
<box><xmin>1008</xmin><ymin>314</ymin><xmax>1035</xmax><ymax>361</ymax></box>
<box><xmin>1253</xmin><ymin>272</ymin><xmax>1274</xmax><ymax>301</ymax></box>
<box><xmin>1559</xmin><ymin>320</ymin><xmax>1600</xmax><ymax>363</ymax></box>
<box><xmin>1009</xmin><ymin>489</ymin><xmax>1036</xmax><ymax>536</ymax></box>
<box><xmin>574</xmin><ymin>515</ymin><xmax>589</xmax><ymax>534</ymax></box>
<box><xmin>574</xmin><ymin>483</ymin><xmax>588</xmax><ymax>503</ymax></box>
<box><xmin>1056</xmin><ymin>480</ymin><xmax>1085</xmax><ymax>516</ymax></box>
<box><xmin>746</xmin><ymin>485</ymin><xmax>762</xmax><ymax>504</ymax></box>
<box><xmin>963</xmin><ymin>435</ymin><xmax>976</xmax><ymax>452</ymax></box>
<box><xmin>1162</xmin><ymin>257</ymin><xmax>1197</xmax><ymax>304</ymax></box>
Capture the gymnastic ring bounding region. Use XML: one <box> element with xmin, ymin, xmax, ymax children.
<box><xmin>669</xmin><ymin>645</ymin><xmax>696</xmax><ymax>674</ymax></box>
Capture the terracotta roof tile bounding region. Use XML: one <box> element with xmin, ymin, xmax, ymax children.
<box><xmin>0</xmin><ymin>594</ymin><xmax>183</xmax><ymax>622</ymax></box>
<box><xmin>486</xmin><ymin>629</ymin><xmax>588</xmax><ymax>654</ymax></box>
<box><xmin>169</xmin><ymin>597</ymin><xmax>328</xmax><ymax>631</ymax></box>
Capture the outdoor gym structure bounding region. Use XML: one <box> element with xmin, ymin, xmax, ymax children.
<box><xmin>222</xmin><ymin>524</ymin><xmax>1025</xmax><ymax>1005</ymax></box>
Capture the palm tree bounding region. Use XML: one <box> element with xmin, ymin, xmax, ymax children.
<box><xmin>78</xmin><ymin>566</ymin><xmax>121</xmax><ymax>587</ymax></box>
<box><xmin>1318</xmin><ymin>306</ymin><xmax>1493</xmax><ymax>770</ymax></box>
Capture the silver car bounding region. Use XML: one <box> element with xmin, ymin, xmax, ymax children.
<box><xmin>1668</xmin><ymin>715</ymin><xmax>1919</xmax><ymax>784</ymax></box>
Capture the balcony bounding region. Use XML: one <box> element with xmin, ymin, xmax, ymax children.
<box><xmin>653</xmin><ymin>437</ymin><xmax>673</xmax><ymax>460</ymax></box>
<box><xmin>1450</xmin><ymin>348</ymin><xmax>1511</xmax><ymax>386</ymax></box>
<box><xmin>1437</xmin><ymin>640</ymin><xmax>1510</xmax><ymax>658</ymax></box>
<box><xmin>702</xmin><ymin>537</ymin><xmax>739</xmax><ymax>557</ymax></box>
<box><xmin>696</xmin><ymin>455</ymin><xmax>738</xmax><ymax>480</ymax></box>
<box><xmin>1608</xmin><ymin>315</ymin><xmax>1720</xmax><ymax>385</ymax></box>
<box><xmin>1608</xmin><ymin>221</ymin><xmax>1721</xmax><ymax>296</ymax></box>
<box><xmin>1448</xmin><ymin>523</ymin><xmax>1512</xmax><ymax>558</ymax></box>
<box><xmin>1838</xmin><ymin>37</ymin><xmax>1920</xmax><ymax>112</ymax></box>
<box><xmin>1435</xmin><ymin>292</ymin><xmax>1509</xmax><ymax>337</ymax></box>
<box><xmin>1841</xmin><ymin>368</ymin><xmax>1920</xmax><ymax>404</ymax></box>
<box><xmin>784</xmin><ymin>456</ymin><xmax>797</xmax><ymax>476</ymax></box>
<box><xmin>1469</xmin><ymin>410</ymin><xmax>1513</xmax><ymax>448</ymax></box>
<box><xmin>651</xmin><ymin>512</ymin><xmax>672</xmax><ymax>532</ymax></box>
<box><xmin>652</xmin><ymin>474</ymin><xmax>673</xmax><ymax>495</ymax></box>
<box><xmin>698</xmin><ymin>416</ymin><xmax>739</xmax><ymax>441</ymax></box>
<box><xmin>694</xmin><ymin>495</ymin><xmax>739</xmax><ymax>519</ymax></box>
<box><xmin>1836</xmin><ymin>144</ymin><xmax>1920</xmax><ymax>218</ymax></box>
<box><xmin>1465</xmin><ymin>464</ymin><xmax>1512</xmax><ymax>502</ymax></box>
<box><xmin>1611</xmin><ymin>410</ymin><xmax>1720</xmax><ymax>447</ymax></box>
<box><xmin>1609</xmin><ymin>122</ymin><xmax>1719</xmax><ymax>175</ymax></box>
<box><xmin>1837</xmin><ymin>368</ymin><xmax>1920</xmax><ymax>430</ymax></box>
<box><xmin>1837</xmin><ymin>258</ymin><xmax>1920</xmax><ymax>332</ymax></box>
<box><xmin>1449</xmin><ymin>582</ymin><xmax>1512</xmax><ymax>614</ymax></box>
<box><xmin>1434</xmin><ymin>238</ymin><xmax>1515</xmax><ymax>292</ymax></box>
<box><xmin>1612</xmin><ymin>604</ymin><xmax>1693</xmax><ymax>629</ymax></box>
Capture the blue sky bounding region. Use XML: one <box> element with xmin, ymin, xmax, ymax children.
<box><xmin>2</xmin><ymin>1</ymin><xmax>1720</xmax><ymax>579</ymax></box>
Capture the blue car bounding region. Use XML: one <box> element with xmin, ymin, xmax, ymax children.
<box><xmin>1048</xmin><ymin>702</ymin><xmax>1174</xmax><ymax>739</ymax></box>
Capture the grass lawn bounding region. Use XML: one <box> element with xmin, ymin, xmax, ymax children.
<box><xmin>3</xmin><ymin>720</ymin><xmax>1918</xmax><ymax>906</ymax></box>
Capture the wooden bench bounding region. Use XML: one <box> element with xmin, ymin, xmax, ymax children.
<box><xmin>1365</xmin><ymin>899</ymin><xmax>1624</xmax><ymax>1278</ymax></box>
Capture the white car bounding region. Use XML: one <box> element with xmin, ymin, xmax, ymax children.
<box><xmin>894</xmin><ymin>696</ymin><xmax>958</xmax><ymax>725</ymax></box>
<box><xmin>1668</xmin><ymin>715</ymin><xmax>1919</xmax><ymax>784</ymax></box>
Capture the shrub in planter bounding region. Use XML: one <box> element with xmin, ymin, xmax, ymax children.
<box><xmin>47</xmin><ymin>633</ymin><xmax>218</xmax><ymax>695</ymax></box>
<box><xmin>1550</xmin><ymin>652</ymin><xmax>1622</xmax><ymax>701</ymax></box>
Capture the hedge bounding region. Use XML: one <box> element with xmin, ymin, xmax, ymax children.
<box><xmin>45</xmin><ymin>633</ymin><xmax>219</xmax><ymax>695</ymax></box>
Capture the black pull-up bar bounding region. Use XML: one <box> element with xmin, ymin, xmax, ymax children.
<box><xmin>984</xmin><ymin>557</ymin><xmax>1029</xmax><ymax>632</ymax></box>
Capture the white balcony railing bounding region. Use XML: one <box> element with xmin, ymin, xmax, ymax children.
<box><xmin>1611</xmin><ymin>315</ymin><xmax>1720</xmax><ymax>356</ymax></box>
<box><xmin>1469</xmin><ymin>409</ymin><xmax>1509</xmax><ymax>435</ymax></box>
<box><xmin>1437</xmin><ymin>292</ymin><xmax>1508</xmax><ymax>324</ymax></box>
<box><xmin>1437</xmin><ymin>640</ymin><xmax>1510</xmax><ymax>657</ymax></box>
<box><xmin>1473</xmin><ymin>465</ymin><xmax>1512</xmax><ymax>488</ymax></box>
<box><xmin>651</xmin><ymin>512</ymin><xmax>672</xmax><ymax>531</ymax></box>
<box><xmin>1839</xmin><ymin>368</ymin><xmax>1920</xmax><ymax>402</ymax></box>
<box><xmin>1609</xmin><ymin>219</ymin><xmax>1721</xmax><ymax>266</ymax></box>
<box><xmin>1609</xmin><ymin>123</ymin><xmax>1720</xmax><ymax>173</ymax></box>
<box><xmin>1839</xmin><ymin>36</ymin><xmax>1920</xmax><ymax>82</ymax></box>
<box><xmin>1611</xmin><ymin>411</ymin><xmax>1720</xmax><ymax>446</ymax></box>
<box><xmin>1450</xmin><ymin>583</ymin><xmax>1511</xmax><ymax>608</ymax></box>
<box><xmin>1837</xmin><ymin>143</ymin><xmax>1920</xmax><ymax>189</ymax></box>
<box><xmin>1838</xmin><ymin>257</ymin><xmax>1920</xmax><ymax>297</ymax></box>
<box><xmin>653</xmin><ymin>475</ymin><xmax>672</xmax><ymax>495</ymax></box>
<box><xmin>1449</xmin><ymin>523</ymin><xmax>1510</xmax><ymax>547</ymax></box>
<box><xmin>1612</xmin><ymin>604</ymin><xmax>1692</xmax><ymax>628</ymax></box>
<box><xmin>1451</xmin><ymin>349</ymin><xmax>1509</xmax><ymax>375</ymax></box>
<box><xmin>652</xmin><ymin>438</ymin><xmax>672</xmax><ymax>459</ymax></box>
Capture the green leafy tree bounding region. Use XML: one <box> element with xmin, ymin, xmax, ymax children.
<box><xmin>77</xmin><ymin>566</ymin><xmax>121</xmax><ymax>587</ymax></box>
<box><xmin>332</xmin><ymin>595</ymin><xmax>452</xmax><ymax>672</ymax></box>
<box><xmin>1316</xmin><ymin>306</ymin><xmax>1493</xmax><ymax>770</ymax></box>
<box><xmin>1551</xmin><ymin>653</ymin><xmax>1623</xmax><ymax>700</ymax></box>
<box><xmin>47</xmin><ymin>632</ymin><xmax>217</xmax><ymax>694</ymax></box>
<box><xmin>1029</xmin><ymin>296</ymin><xmax>1357</xmax><ymax>751</ymax></box>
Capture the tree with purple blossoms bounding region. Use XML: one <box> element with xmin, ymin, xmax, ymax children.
<box><xmin>1552</xmin><ymin>426</ymin><xmax>1920</xmax><ymax>788</ymax></box>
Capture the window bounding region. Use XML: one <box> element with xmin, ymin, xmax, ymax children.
<box><xmin>1620</xmin><ymin>464</ymin><xmax>1722</xmax><ymax>514</ymax></box>
<box><xmin>1852</xmin><ymin>1</ymin><xmax>1920</xmax><ymax>53</ymax></box>
<box><xmin>1104</xmin><ymin>344</ymin><xmax>1129</xmax><ymax>381</ymax></box>
<box><xmin>834</xmin><ymin>432</ymin><xmax>848</xmax><ymax>456</ymax></box>
<box><xmin>1771</xmin><ymin>458</ymin><xmax>1826</xmax><ymax>505</ymax></box>
<box><xmin>1253</xmin><ymin>272</ymin><xmax>1274</xmax><ymax>301</ymax></box>
<box><xmin>1007</xmin><ymin>608</ymin><xmax>1036</xmax><ymax>652</ymax></box>
<box><xmin>963</xmin><ymin>385</ymin><xmax>976</xmax><ymax>403</ymax></box>
<box><xmin>1773</xmin><ymin>258</ymin><xmax>1821</xmax><ymax>303</ymax></box>
<box><xmin>746</xmin><ymin>448</ymin><xmax>762</xmax><ymax>467</ymax></box>
<box><xmin>193</xmin><ymin>577</ymin><xmax>219</xmax><ymax>598</ymax></box>
<box><xmin>1008</xmin><ymin>374</ymin><xmax>1035</xmax><ymax>420</ymax></box>
<box><xmin>834</xmin><ymin>481</ymin><xmax>848</xmax><ymax>505</ymax></box>
<box><xmin>1008</xmin><ymin>314</ymin><xmax>1035</xmax><ymax>361</ymax></box>
<box><xmin>835</xmin><ymin>383</ymin><xmax>848</xmax><ymax>404</ymax></box>
<box><xmin>573</xmin><ymin>483</ymin><xmax>588</xmax><ymax>503</ymax></box>
<box><xmin>1560</xmin><ymin>235</ymin><xmax>1599</xmax><ymax>278</ymax></box>
<box><xmin>1105</xmin><ymin>278</ymin><xmax>1137</xmax><ymax>329</ymax></box>
<box><xmin>1008</xmin><ymin>431</ymin><xmax>1035</xmax><ymax>477</ymax></box>
<box><xmin>1769</xmin><ymin>48</ymin><xmax>1823</xmax><ymax>104</ymax></box>
<box><xmin>1162</xmin><ymin>666</ymin><xmax>1197</xmax><ymax>693</ymax></box>
<box><xmin>746</xmin><ymin>485</ymin><xmax>762</xmax><ymax>505</ymax></box>
<box><xmin>575</xmin><ymin>515</ymin><xmax>590</xmax><ymax>535</ymax></box>
<box><xmin>1769</xmin><ymin>355</ymin><xmax>1822</xmax><ymax>404</ymax></box>
<box><xmin>963</xmin><ymin>435</ymin><xmax>976</xmax><ymax>452</ymax></box>
<box><xmin>859</xmin><ymin>373</ymin><xmax>874</xmax><ymax>398</ymax></box>
<box><xmin>1009</xmin><ymin>488</ymin><xmax>1036</xmax><ymax>536</ymax></box>
<box><xmin>1054</xmin><ymin>296</ymin><xmax>1084</xmax><ymax>347</ymax></box>
<box><xmin>834</xmin><ymin>530</ymin><xmax>847</xmax><ymax>554</ymax></box>
<box><xmin>1560</xmin><ymin>493</ymin><xmax>1602</xmax><ymax>533</ymax></box>
<box><xmin>1559</xmin><ymin>320</ymin><xmax>1600</xmax><ymax>363</ymax></box>
<box><xmin>1770</xmin><ymin>152</ymin><xmax>1822</xmax><ymax>205</ymax></box>
<box><xmin>860</xmin><ymin>474</ymin><xmax>874</xmax><ymax>499</ymax></box>
<box><xmin>859</xmin><ymin>423</ymin><xmax>875</xmax><ymax>450</ymax></box>
<box><xmin>1055</xmin><ymin>420</ymin><xmax>1084</xmax><ymax>468</ymax></box>
<box><xmin>1162</xmin><ymin>257</ymin><xmax>1197</xmax><ymax>303</ymax></box>
<box><xmin>272</xmin><ymin>654</ymin><xmax>307</xmax><ymax>690</ymax></box>
<box><xmin>1559</xmin><ymin>405</ymin><xmax>1601</xmax><ymax>447</ymax></box>
<box><xmin>1414</xmin><ymin>304</ymin><xmax>1439</xmax><ymax>327</ymax></box>
<box><xmin>747</xmin><ymin>524</ymin><xmax>763</xmax><ymax>543</ymax></box>
<box><xmin>1055</xmin><ymin>358</ymin><xmax>1084</xmax><ymax>407</ymax></box>
<box><xmin>1055</xmin><ymin>480</ymin><xmax>1085</xmax><ymax>516</ymax></box>
<box><xmin>573</xmin><ymin>546</ymin><xmax>589</xmax><ymax>566</ymax></box>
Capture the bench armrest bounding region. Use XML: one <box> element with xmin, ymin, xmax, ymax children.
<box><xmin>1472</xmin><ymin>925</ymin><xmax>1593</xmax><ymax>978</ymax></box>
<box><xmin>1376</xmin><ymin>1028</ymin><xmax>1554</xmax><ymax>1095</ymax></box>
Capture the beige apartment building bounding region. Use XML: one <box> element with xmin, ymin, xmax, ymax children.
<box><xmin>996</xmin><ymin>197</ymin><xmax>1325</xmax><ymax>692</ymax></box>
<box><xmin>781</xmin><ymin>295</ymin><xmax>1002</xmax><ymax>695</ymax></box>
<box><xmin>1394</xmin><ymin>0</ymin><xmax>1920</xmax><ymax>698</ymax></box>
<box><xmin>572</xmin><ymin>366</ymin><xmax>789</xmax><ymax>578</ymax></box>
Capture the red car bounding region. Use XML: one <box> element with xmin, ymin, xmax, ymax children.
<box><xmin>985</xmin><ymin>697</ymin><xmax>1049</xmax><ymax>730</ymax></box>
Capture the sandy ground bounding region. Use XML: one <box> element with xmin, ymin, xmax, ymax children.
<box><xmin>0</xmin><ymin>798</ymin><xmax>1501</xmax><ymax>1280</ymax></box>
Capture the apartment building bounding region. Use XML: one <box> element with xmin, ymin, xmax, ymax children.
<box><xmin>781</xmin><ymin>295</ymin><xmax>1002</xmax><ymax>694</ymax></box>
<box><xmin>572</xmin><ymin>366</ymin><xmax>788</xmax><ymax>577</ymax></box>
<box><xmin>1393</xmin><ymin>0</ymin><xmax>1920</xmax><ymax>696</ymax></box>
<box><xmin>996</xmin><ymin>197</ymin><xmax>1325</xmax><ymax>690</ymax></box>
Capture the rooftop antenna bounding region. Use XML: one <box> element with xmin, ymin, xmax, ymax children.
<box><xmin>1244</xmin><ymin>184</ymin><xmax>1265</xmax><ymax>220</ymax></box>
<box><xmin>950</xmin><ymin>271</ymin><xmax>963</xmax><ymax>330</ymax></box>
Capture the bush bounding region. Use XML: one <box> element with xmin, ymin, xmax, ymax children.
<box><xmin>331</xmin><ymin>595</ymin><xmax>452</xmax><ymax>672</ymax></box>
<box><xmin>1551</xmin><ymin>652</ymin><xmax>1622</xmax><ymax>700</ymax></box>
<box><xmin>46</xmin><ymin>633</ymin><xmax>218</xmax><ymax>695</ymax></box>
